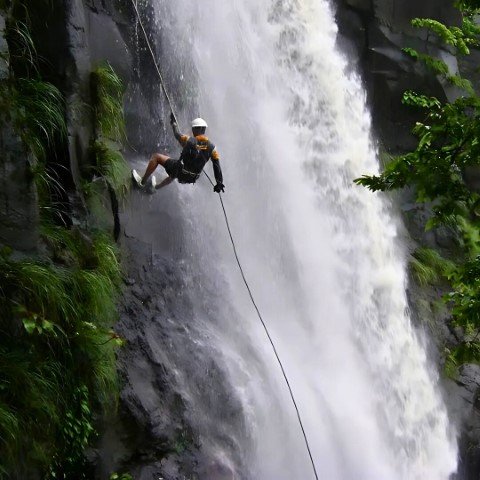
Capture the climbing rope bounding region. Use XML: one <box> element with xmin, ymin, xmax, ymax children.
<box><xmin>129</xmin><ymin>2</ymin><xmax>319</xmax><ymax>479</ymax></box>
<box><xmin>130</xmin><ymin>0</ymin><xmax>179</xmax><ymax>124</ymax></box>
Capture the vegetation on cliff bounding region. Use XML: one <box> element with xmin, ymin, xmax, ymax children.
<box><xmin>355</xmin><ymin>0</ymin><xmax>480</xmax><ymax>376</ymax></box>
<box><xmin>90</xmin><ymin>63</ymin><xmax>130</xmax><ymax>197</ymax></box>
<box><xmin>0</xmin><ymin>233</ymin><xmax>122</xmax><ymax>478</ymax></box>
<box><xmin>0</xmin><ymin>1</ymin><xmax>128</xmax><ymax>477</ymax></box>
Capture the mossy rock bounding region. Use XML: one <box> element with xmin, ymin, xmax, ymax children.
<box><xmin>86</xmin><ymin>180</ymin><xmax>116</xmax><ymax>234</ymax></box>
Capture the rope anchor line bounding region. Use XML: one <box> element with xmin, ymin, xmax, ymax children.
<box><xmin>129</xmin><ymin>2</ymin><xmax>319</xmax><ymax>478</ymax></box>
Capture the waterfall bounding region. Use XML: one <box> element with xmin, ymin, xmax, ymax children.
<box><xmin>139</xmin><ymin>0</ymin><xmax>459</xmax><ymax>478</ymax></box>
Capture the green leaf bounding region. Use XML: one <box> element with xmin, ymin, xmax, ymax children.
<box><xmin>22</xmin><ymin>318</ymin><xmax>37</xmax><ymax>334</ymax></box>
<box><xmin>402</xmin><ymin>91</ymin><xmax>442</xmax><ymax>109</ymax></box>
<box><xmin>113</xmin><ymin>337</ymin><xmax>126</xmax><ymax>347</ymax></box>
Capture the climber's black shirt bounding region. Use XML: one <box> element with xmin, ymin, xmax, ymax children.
<box><xmin>171</xmin><ymin>124</ymin><xmax>223</xmax><ymax>184</ymax></box>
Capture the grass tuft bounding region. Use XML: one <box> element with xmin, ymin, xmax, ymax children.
<box><xmin>13</xmin><ymin>78</ymin><xmax>67</xmax><ymax>160</ymax></box>
<box><xmin>91</xmin><ymin>63</ymin><xmax>125</xmax><ymax>141</ymax></box>
<box><xmin>410</xmin><ymin>247</ymin><xmax>456</xmax><ymax>286</ymax></box>
<box><xmin>444</xmin><ymin>341</ymin><xmax>480</xmax><ymax>378</ymax></box>
<box><xmin>90</xmin><ymin>64</ymin><xmax>130</xmax><ymax>197</ymax></box>
<box><xmin>91</xmin><ymin>140</ymin><xmax>130</xmax><ymax>197</ymax></box>
<box><xmin>0</xmin><ymin>229</ymin><xmax>123</xmax><ymax>475</ymax></box>
<box><xmin>5</xmin><ymin>19</ymin><xmax>38</xmax><ymax>76</ymax></box>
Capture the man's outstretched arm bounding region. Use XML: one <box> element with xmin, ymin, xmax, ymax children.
<box><xmin>170</xmin><ymin>113</ymin><xmax>189</xmax><ymax>146</ymax></box>
<box><xmin>211</xmin><ymin>149</ymin><xmax>225</xmax><ymax>192</ymax></box>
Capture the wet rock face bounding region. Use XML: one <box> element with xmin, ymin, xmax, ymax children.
<box><xmin>0</xmin><ymin>15</ymin><xmax>8</xmax><ymax>80</ymax></box>
<box><xmin>334</xmin><ymin>0</ymin><xmax>461</xmax><ymax>152</ymax></box>
<box><xmin>63</xmin><ymin>0</ymin><xmax>165</xmax><ymax>192</ymax></box>
<box><xmin>446</xmin><ymin>365</ymin><xmax>480</xmax><ymax>480</ymax></box>
<box><xmin>0</xmin><ymin>12</ymin><xmax>39</xmax><ymax>253</ymax></box>
<box><xmin>0</xmin><ymin>122</ymin><xmax>39</xmax><ymax>252</ymax></box>
<box><xmin>95</xmin><ymin>191</ymin><xmax>250</xmax><ymax>479</ymax></box>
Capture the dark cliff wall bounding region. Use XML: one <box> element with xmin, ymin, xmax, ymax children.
<box><xmin>0</xmin><ymin>12</ymin><xmax>39</xmax><ymax>252</ymax></box>
<box><xmin>334</xmin><ymin>0</ymin><xmax>461</xmax><ymax>152</ymax></box>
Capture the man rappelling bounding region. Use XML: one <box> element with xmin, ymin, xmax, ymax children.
<box><xmin>132</xmin><ymin>113</ymin><xmax>225</xmax><ymax>193</ymax></box>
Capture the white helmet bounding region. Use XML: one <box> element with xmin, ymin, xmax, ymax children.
<box><xmin>191</xmin><ymin>117</ymin><xmax>208</xmax><ymax>128</ymax></box>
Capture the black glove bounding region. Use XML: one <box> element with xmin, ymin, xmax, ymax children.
<box><xmin>170</xmin><ymin>112</ymin><xmax>176</xmax><ymax>125</ymax></box>
<box><xmin>213</xmin><ymin>183</ymin><xmax>225</xmax><ymax>193</ymax></box>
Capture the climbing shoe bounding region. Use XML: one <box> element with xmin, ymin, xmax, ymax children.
<box><xmin>132</xmin><ymin>169</ymin><xmax>143</xmax><ymax>187</ymax></box>
<box><xmin>147</xmin><ymin>175</ymin><xmax>156</xmax><ymax>194</ymax></box>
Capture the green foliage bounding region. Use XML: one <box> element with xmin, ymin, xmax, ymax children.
<box><xmin>462</xmin><ymin>15</ymin><xmax>480</xmax><ymax>39</ymax></box>
<box><xmin>445</xmin><ymin>342</ymin><xmax>480</xmax><ymax>378</ymax></box>
<box><xmin>0</xmin><ymin>347</ymin><xmax>64</xmax><ymax>473</ymax></box>
<box><xmin>402</xmin><ymin>90</ymin><xmax>441</xmax><ymax>110</ymax></box>
<box><xmin>355</xmin><ymin>95</ymin><xmax>480</xmax><ymax>227</ymax></box>
<box><xmin>13</xmin><ymin>78</ymin><xmax>67</xmax><ymax>159</ymax></box>
<box><xmin>457</xmin><ymin>216</ymin><xmax>480</xmax><ymax>255</ymax></box>
<box><xmin>2</xmin><ymin>19</ymin><xmax>66</xmax><ymax>161</ymax></box>
<box><xmin>47</xmin><ymin>385</ymin><xmax>95</xmax><ymax>479</ymax></box>
<box><xmin>446</xmin><ymin>255</ymin><xmax>480</xmax><ymax>325</ymax></box>
<box><xmin>410</xmin><ymin>11</ymin><xmax>480</xmax><ymax>54</ymax></box>
<box><xmin>456</xmin><ymin>0</ymin><xmax>480</xmax><ymax>11</ymax></box>
<box><xmin>91</xmin><ymin>140</ymin><xmax>130</xmax><ymax>198</ymax></box>
<box><xmin>448</xmin><ymin>74</ymin><xmax>474</xmax><ymax>94</ymax></box>
<box><xmin>90</xmin><ymin>64</ymin><xmax>130</xmax><ymax>197</ymax></box>
<box><xmin>411</xmin><ymin>18</ymin><xmax>471</xmax><ymax>54</ymax></box>
<box><xmin>4</xmin><ymin>19</ymin><xmax>38</xmax><ymax>74</ymax></box>
<box><xmin>1</xmin><ymin>17</ymin><xmax>68</xmax><ymax>224</ymax></box>
<box><xmin>402</xmin><ymin>47</ymin><xmax>474</xmax><ymax>94</ymax></box>
<box><xmin>410</xmin><ymin>248</ymin><xmax>456</xmax><ymax>287</ymax></box>
<box><xmin>410</xmin><ymin>257</ymin><xmax>439</xmax><ymax>287</ymax></box>
<box><xmin>402</xmin><ymin>8</ymin><xmax>480</xmax><ymax>94</ymax></box>
<box><xmin>109</xmin><ymin>473</ymin><xmax>133</xmax><ymax>480</ymax></box>
<box><xmin>0</xmin><ymin>13</ymin><xmax>74</xmax><ymax>235</ymax></box>
<box><xmin>0</xmin><ymin>228</ymin><xmax>123</xmax><ymax>476</ymax></box>
<box><xmin>0</xmin><ymin>76</ymin><xmax>67</xmax><ymax>163</ymax></box>
<box><xmin>402</xmin><ymin>47</ymin><xmax>451</xmax><ymax>76</ymax></box>
<box><xmin>91</xmin><ymin>63</ymin><xmax>125</xmax><ymax>141</ymax></box>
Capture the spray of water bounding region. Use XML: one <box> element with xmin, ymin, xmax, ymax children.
<box><xmin>145</xmin><ymin>0</ymin><xmax>459</xmax><ymax>478</ymax></box>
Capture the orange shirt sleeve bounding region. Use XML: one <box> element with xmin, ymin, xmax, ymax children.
<box><xmin>211</xmin><ymin>148</ymin><xmax>220</xmax><ymax>161</ymax></box>
<box><xmin>178</xmin><ymin>134</ymin><xmax>189</xmax><ymax>147</ymax></box>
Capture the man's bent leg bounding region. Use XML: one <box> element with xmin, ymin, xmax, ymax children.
<box><xmin>156</xmin><ymin>176</ymin><xmax>174</xmax><ymax>190</ymax></box>
<box><xmin>141</xmin><ymin>153</ymin><xmax>170</xmax><ymax>184</ymax></box>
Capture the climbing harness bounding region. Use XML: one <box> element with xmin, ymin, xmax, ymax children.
<box><xmin>129</xmin><ymin>2</ymin><xmax>319</xmax><ymax>479</ymax></box>
<box><xmin>181</xmin><ymin>168</ymin><xmax>200</xmax><ymax>179</ymax></box>
<box><xmin>179</xmin><ymin>166</ymin><xmax>200</xmax><ymax>183</ymax></box>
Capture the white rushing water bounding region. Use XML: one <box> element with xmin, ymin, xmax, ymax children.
<box><xmin>150</xmin><ymin>0</ymin><xmax>459</xmax><ymax>478</ymax></box>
